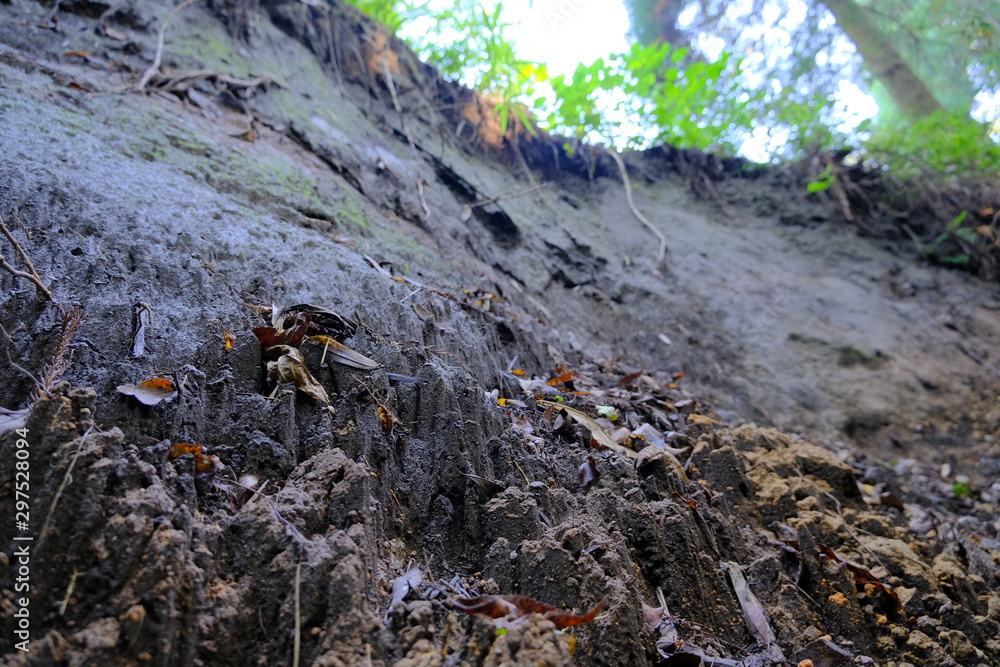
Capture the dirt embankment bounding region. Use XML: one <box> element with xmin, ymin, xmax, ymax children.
<box><xmin>1</xmin><ymin>1</ymin><xmax>999</xmax><ymax>665</ymax></box>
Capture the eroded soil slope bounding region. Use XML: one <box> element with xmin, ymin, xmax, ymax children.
<box><xmin>1</xmin><ymin>1</ymin><xmax>999</xmax><ymax>665</ymax></box>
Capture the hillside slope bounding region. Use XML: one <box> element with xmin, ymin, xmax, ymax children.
<box><xmin>1</xmin><ymin>1</ymin><xmax>998</xmax><ymax>665</ymax></box>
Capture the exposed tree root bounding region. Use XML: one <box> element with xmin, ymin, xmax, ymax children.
<box><xmin>606</xmin><ymin>149</ymin><xmax>668</xmax><ymax>265</ymax></box>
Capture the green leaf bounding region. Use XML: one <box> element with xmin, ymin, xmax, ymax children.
<box><xmin>946</xmin><ymin>210</ymin><xmax>968</xmax><ymax>231</ymax></box>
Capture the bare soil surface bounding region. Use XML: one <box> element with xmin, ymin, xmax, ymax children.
<box><xmin>1</xmin><ymin>1</ymin><xmax>998</xmax><ymax>665</ymax></box>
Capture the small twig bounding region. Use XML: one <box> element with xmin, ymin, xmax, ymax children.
<box><xmin>510</xmin><ymin>132</ymin><xmax>538</xmax><ymax>188</ymax></box>
<box><xmin>293</xmin><ymin>561</ymin><xmax>302</xmax><ymax>667</ymax></box>
<box><xmin>0</xmin><ymin>322</ymin><xmax>42</xmax><ymax>389</ymax></box>
<box><xmin>1</xmin><ymin>215</ymin><xmax>45</xmax><ymax>283</ymax></box>
<box><xmin>605</xmin><ymin>149</ymin><xmax>667</xmax><ymax>265</ymax></box>
<box><xmin>136</xmin><ymin>0</ymin><xmax>198</xmax><ymax>91</ymax></box>
<box><xmin>0</xmin><ymin>215</ymin><xmax>56</xmax><ymax>304</ymax></box>
<box><xmin>901</xmin><ymin>223</ymin><xmax>926</xmax><ymax>257</ymax></box>
<box><xmin>416</xmin><ymin>179</ymin><xmax>431</xmax><ymax>220</ymax></box>
<box><xmin>0</xmin><ymin>255</ymin><xmax>55</xmax><ymax>302</ymax></box>
<box><xmin>512</xmin><ymin>459</ymin><xmax>530</xmax><ymax>484</ymax></box>
<box><xmin>59</xmin><ymin>568</ymin><xmax>80</xmax><ymax>616</ymax></box>
<box><xmin>378</xmin><ymin>48</ymin><xmax>415</xmax><ymax>151</ymax></box>
<box><xmin>467</xmin><ymin>183</ymin><xmax>549</xmax><ymax>210</ymax></box>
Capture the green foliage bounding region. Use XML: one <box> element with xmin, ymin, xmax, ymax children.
<box><xmin>402</xmin><ymin>2</ymin><xmax>547</xmax><ymax>112</ymax></box>
<box><xmin>344</xmin><ymin>0</ymin><xmax>999</xmax><ymax>180</ymax></box>
<box><xmin>544</xmin><ymin>41</ymin><xmax>764</xmax><ymax>153</ymax></box>
<box><xmin>951</xmin><ymin>481</ymin><xmax>973</xmax><ymax>499</ymax></box>
<box><xmin>863</xmin><ymin>110</ymin><xmax>1000</xmax><ymax>179</ymax></box>
<box><xmin>807</xmin><ymin>164</ymin><xmax>835</xmax><ymax>193</ymax></box>
<box><xmin>344</xmin><ymin>0</ymin><xmax>404</xmax><ymax>32</ymax></box>
<box><xmin>927</xmin><ymin>210</ymin><xmax>976</xmax><ymax>266</ymax></box>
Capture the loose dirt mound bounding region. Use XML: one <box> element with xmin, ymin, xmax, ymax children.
<box><xmin>1</xmin><ymin>1</ymin><xmax>998</xmax><ymax>665</ymax></box>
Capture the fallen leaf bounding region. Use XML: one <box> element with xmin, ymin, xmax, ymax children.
<box><xmin>390</xmin><ymin>565</ymin><xmax>422</xmax><ymax>609</ymax></box>
<box><xmin>377</xmin><ymin>404</ymin><xmax>403</xmax><ymax>432</ymax></box>
<box><xmin>253</xmin><ymin>312</ymin><xmax>314</xmax><ymax>348</ymax></box>
<box><xmin>511</xmin><ymin>369</ymin><xmax>526</xmax><ymax>376</ymax></box>
<box><xmin>306</xmin><ymin>335</ymin><xmax>379</xmax><ymax>370</ymax></box>
<box><xmin>333</xmin><ymin>233</ymin><xmax>356</xmax><ymax>250</ymax></box>
<box><xmin>595</xmin><ymin>405</ymin><xmax>619</xmax><ymax>422</ymax></box>
<box><xmin>0</xmin><ymin>406</ymin><xmax>31</xmax><ymax>437</ymax></box>
<box><xmin>167</xmin><ymin>443</ymin><xmax>223</xmax><ymax>475</ymax></box>
<box><xmin>578</xmin><ymin>456</ymin><xmax>599</xmax><ymax>487</ymax></box>
<box><xmin>448</xmin><ymin>594</ymin><xmax>605</xmax><ymax>630</ymax></box>
<box><xmin>131</xmin><ymin>303</ymin><xmax>151</xmax><ymax>357</ymax></box>
<box><xmin>721</xmin><ymin>562</ymin><xmax>779</xmax><ymax>647</ymax></box>
<box><xmin>221</xmin><ymin>325</ymin><xmax>236</xmax><ymax>352</ymax></box>
<box><xmin>817</xmin><ymin>544</ymin><xmax>902</xmax><ymax>609</ymax></box>
<box><xmin>536</xmin><ymin>400</ymin><xmax>637</xmax><ymax>459</ymax></box>
<box><xmin>619</xmin><ymin>370</ymin><xmax>643</xmax><ymax>387</ymax></box>
<box><xmin>266</xmin><ymin>346</ymin><xmax>329</xmax><ymax>404</ymax></box>
<box><xmin>117</xmin><ymin>378</ymin><xmax>178</xmax><ymax>406</ymax></box>
<box><xmin>686</xmin><ymin>413</ymin><xmax>717</xmax><ymax>426</ymax></box>
<box><xmin>99</xmin><ymin>23</ymin><xmax>130</xmax><ymax>40</ymax></box>
<box><xmin>547</xmin><ymin>370</ymin><xmax>576</xmax><ymax>386</ymax></box>
<box><xmin>280</xmin><ymin>304</ymin><xmax>357</xmax><ymax>338</ymax></box>
<box><xmin>635</xmin><ymin>445</ymin><xmax>690</xmax><ymax>483</ymax></box>
<box><xmin>232</xmin><ymin>129</ymin><xmax>256</xmax><ymax>143</ymax></box>
<box><xmin>67</xmin><ymin>82</ymin><xmax>92</xmax><ymax>92</ymax></box>
<box><xmin>462</xmin><ymin>473</ymin><xmax>506</xmax><ymax>497</ymax></box>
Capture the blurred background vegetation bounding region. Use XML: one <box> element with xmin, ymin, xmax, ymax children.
<box><xmin>344</xmin><ymin>0</ymin><xmax>999</xmax><ymax>181</ymax></box>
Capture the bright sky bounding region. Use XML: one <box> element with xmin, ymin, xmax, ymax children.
<box><xmin>501</xmin><ymin>0</ymin><xmax>632</xmax><ymax>78</ymax></box>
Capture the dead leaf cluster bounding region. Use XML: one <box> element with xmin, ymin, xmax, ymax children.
<box><xmin>251</xmin><ymin>305</ymin><xmax>379</xmax><ymax>406</ymax></box>
<box><xmin>496</xmin><ymin>362</ymin><xmax>708</xmax><ymax>487</ymax></box>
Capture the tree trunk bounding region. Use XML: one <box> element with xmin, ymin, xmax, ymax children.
<box><xmin>822</xmin><ymin>0</ymin><xmax>943</xmax><ymax>120</ymax></box>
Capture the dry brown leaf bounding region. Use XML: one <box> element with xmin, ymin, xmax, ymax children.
<box><xmin>377</xmin><ymin>404</ymin><xmax>403</xmax><ymax>433</ymax></box>
<box><xmin>117</xmin><ymin>378</ymin><xmax>178</xmax><ymax>406</ymax></box>
<box><xmin>448</xmin><ymin>594</ymin><xmax>605</xmax><ymax>629</ymax></box>
<box><xmin>221</xmin><ymin>325</ymin><xmax>236</xmax><ymax>351</ymax></box>
<box><xmin>167</xmin><ymin>443</ymin><xmax>222</xmax><ymax>475</ymax></box>
<box><xmin>266</xmin><ymin>347</ymin><xmax>329</xmax><ymax>404</ymax></box>
<box><xmin>537</xmin><ymin>400</ymin><xmax>638</xmax><ymax>459</ymax></box>
<box><xmin>722</xmin><ymin>562</ymin><xmax>778</xmax><ymax>646</ymax></box>
<box><xmin>253</xmin><ymin>312</ymin><xmax>314</xmax><ymax>348</ymax></box>
<box><xmin>99</xmin><ymin>23</ymin><xmax>130</xmax><ymax>40</ymax></box>
<box><xmin>686</xmin><ymin>413</ymin><xmax>718</xmax><ymax>426</ymax></box>
<box><xmin>578</xmin><ymin>455</ymin><xmax>600</xmax><ymax>487</ymax></box>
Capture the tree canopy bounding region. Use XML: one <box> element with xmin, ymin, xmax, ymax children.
<box><xmin>347</xmin><ymin>0</ymin><xmax>1000</xmax><ymax>178</ymax></box>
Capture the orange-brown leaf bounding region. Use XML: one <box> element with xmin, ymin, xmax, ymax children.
<box><xmin>167</xmin><ymin>443</ymin><xmax>221</xmax><ymax>475</ymax></box>
<box><xmin>221</xmin><ymin>326</ymin><xmax>236</xmax><ymax>351</ymax></box>
<box><xmin>117</xmin><ymin>378</ymin><xmax>178</xmax><ymax>405</ymax></box>
<box><xmin>448</xmin><ymin>594</ymin><xmax>605</xmax><ymax>630</ymax></box>
<box><xmin>253</xmin><ymin>313</ymin><xmax>313</xmax><ymax>348</ymax></box>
